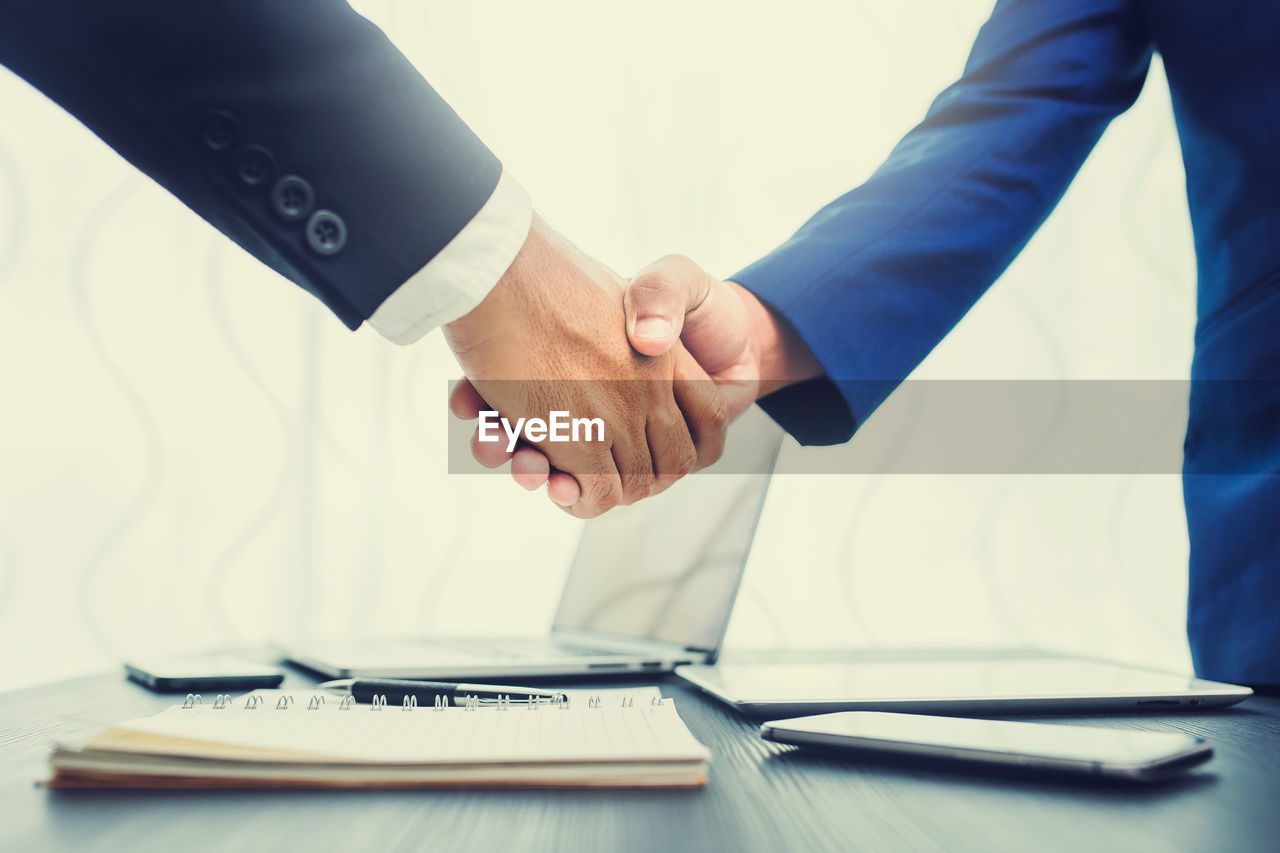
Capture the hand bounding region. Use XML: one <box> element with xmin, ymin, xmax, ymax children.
<box><xmin>461</xmin><ymin>254</ymin><xmax>821</xmax><ymax>500</ymax></box>
<box><xmin>444</xmin><ymin>220</ymin><xmax>729</xmax><ymax>518</ymax></box>
<box><xmin>625</xmin><ymin>254</ymin><xmax>823</xmax><ymax>403</ymax></box>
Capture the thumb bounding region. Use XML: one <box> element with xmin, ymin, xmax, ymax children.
<box><xmin>628</xmin><ymin>255</ymin><xmax>751</xmax><ymax>377</ymax></box>
<box><xmin>624</xmin><ymin>255</ymin><xmax>710</xmax><ymax>357</ymax></box>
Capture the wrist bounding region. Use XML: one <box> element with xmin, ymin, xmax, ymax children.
<box><xmin>726</xmin><ymin>280</ymin><xmax>822</xmax><ymax>399</ymax></box>
<box><xmin>443</xmin><ymin>214</ymin><xmax>550</xmax><ymax>359</ymax></box>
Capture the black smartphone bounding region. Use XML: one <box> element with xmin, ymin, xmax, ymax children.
<box><xmin>125</xmin><ymin>656</ymin><xmax>285</xmax><ymax>693</ymax></box>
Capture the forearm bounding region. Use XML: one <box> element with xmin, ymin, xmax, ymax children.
<box><xmin>734</xmin><ymin>0</ymin><xmax>1152</xmax><ymax>444</ymax></box>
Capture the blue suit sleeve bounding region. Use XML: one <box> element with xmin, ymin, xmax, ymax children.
<box><xmin>734</xmin><ymin>0</ymin><xmax>1153</xmax><ymax>445</ymax></box>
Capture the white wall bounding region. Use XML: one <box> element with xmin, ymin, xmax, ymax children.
<box><xmin>0</xmin><ymin>1</ymin><xmax>1195</xmax><ymax>689</ymax></box>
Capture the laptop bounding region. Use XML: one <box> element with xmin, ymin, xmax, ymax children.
<box><xmin>281</xmin><ymin>406</ymin><xmax>786</xmax><ymax>681</ymax></box>
<box><xmin>286</xmin><ymin>401</ymin><xmax>1252</xmax><ymax>713</ymax></box>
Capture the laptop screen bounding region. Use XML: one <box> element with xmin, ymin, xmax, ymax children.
<box><xmin>551</xmin><ymin>405</ymin><xmax>782</xmax><ymax>654</ymax></box>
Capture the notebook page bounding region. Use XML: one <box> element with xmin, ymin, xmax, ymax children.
<box><xmin>94</xmin><ymin>701</ymin><xmax>709</xmax><ymax>765</ymax></box>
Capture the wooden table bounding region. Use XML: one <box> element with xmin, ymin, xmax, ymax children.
<box><xmin>3</xmin><ymin>665</ymin><xmax>1278</xmax><ymax>852</ymax></box>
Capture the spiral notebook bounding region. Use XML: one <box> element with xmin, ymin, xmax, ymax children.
<box><xmin>46</xmin><ymin>691</ymin><xmax>710</xmax><ymax>789</ymax></box>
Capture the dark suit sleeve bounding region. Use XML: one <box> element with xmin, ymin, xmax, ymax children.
<box><xmin>733</xmin><ymin>0</ymin><xmax>1153</xmax><ymax>444</ymax></box>
<box><xmin>0</xmin><ymin>0</ymin><xmax>503</xmax><ymax>330</ymax></box>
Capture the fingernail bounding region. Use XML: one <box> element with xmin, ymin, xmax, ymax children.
<box><xmin>633</xmin><ymin>316</ymin><xmax>673</xmax><ymax>340</ymax></box>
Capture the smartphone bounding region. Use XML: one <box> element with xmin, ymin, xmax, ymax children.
<box><xmin>125</xmin><ymin>656</ymin><xmax>285</xmax><ymax>693</ymax></box>
<box><xmin>760</xmin><ymin>711</ymin><xmax>1212</xmax><ymax>782</ymax></box>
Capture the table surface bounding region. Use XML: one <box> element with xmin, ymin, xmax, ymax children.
<box><xmin>3</xmin><ymin>658</ymin><xmax>1279</xmax><ymax>853</ymax></box>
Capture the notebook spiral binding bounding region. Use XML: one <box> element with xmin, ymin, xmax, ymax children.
<box><xmin>182</xmin><ymin>691</ymin><xmax>660</xmax><ymax>712</ymax></box>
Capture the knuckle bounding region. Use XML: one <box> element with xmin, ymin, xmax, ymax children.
<box><xmin>627</xmin><ymin>473</ymin><xmax>656</xmax><ymax>502</ymax></box>
<box><xmin>631</xmin><ymin>270</ymin><xmax>677</xmax><ymax>301</ymax></box>
<box><xmin>677</xmin><ymin>439</ymin><xmax>698</xmax><ymax>476</ymax></box>
<box><xmin>633</xmin><ymin>256</ymin><xmax>694</xmax><ymax>296</ymax></box>
<box><xmin>646</xmin><ymin>481</ymin><xmax>671</xmax><ymax>500</ymax></box>
<box><xmin>595</xmin><ymin>487</ymin><xmax>621</xmax><ymax>513</ymax></box>
<box><xmin>702</xmin><ymin>392</ymin><xmax>731</xmax><ymax>435</ymax></box>
<box><xmin>584</xmin><ymin>473</ymin><xmax>622</xmax><ymax>513</ymax></box>
<box><xmin>654</xmin><ymin>405</ymin><xmax>685</xmax><ymax>436</ymax></box>
<box><xmin>651</xmin><ymin>410</ymin><xmax>694</xmax><ymax>475</ymax></box>
<box><xmin>698</xmin><ymin>416</ymin><xmax>727</xmax><ymax>469</ymax></box>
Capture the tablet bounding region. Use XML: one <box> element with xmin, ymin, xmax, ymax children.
<box><xmin>676</xmin><ymin>656</ymin><xmax>1252</xmax><ymax>716</ymax></box>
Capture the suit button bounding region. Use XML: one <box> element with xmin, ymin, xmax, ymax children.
<box><xmin>270</xmin><ymin>175</ymin><xmax>315</xmax><ymax>222</ymax></box>
<box><xmin>305</xmin><ymin>210</ymin><xmax>347</xmax><ymax>257</ymax></box>
<box><xmin>197</xmin><ymin>110</ymin><xmax>239</xmax><ymax>152</ymax></box>
<box><xmin>233</xmin><ymin>145</ymin><xmax>276</xmax><ymax>189</ymax></box>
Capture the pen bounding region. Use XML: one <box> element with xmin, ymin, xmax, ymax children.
<box><xmin>316</xmin><ymin>677</ymin><xmax>569</xmax><ymax>707</ymax></box>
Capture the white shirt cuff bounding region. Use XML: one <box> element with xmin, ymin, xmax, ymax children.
<box><xmin>367</xmin><ymin>168</ymin><xmax>533</xmax><ymax>345</ymax></box>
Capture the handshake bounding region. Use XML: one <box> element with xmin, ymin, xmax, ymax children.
<box><xmin>445</xmin><ymin>214</ymin><xmax>820</xmax><ymax>518</ymax></box>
